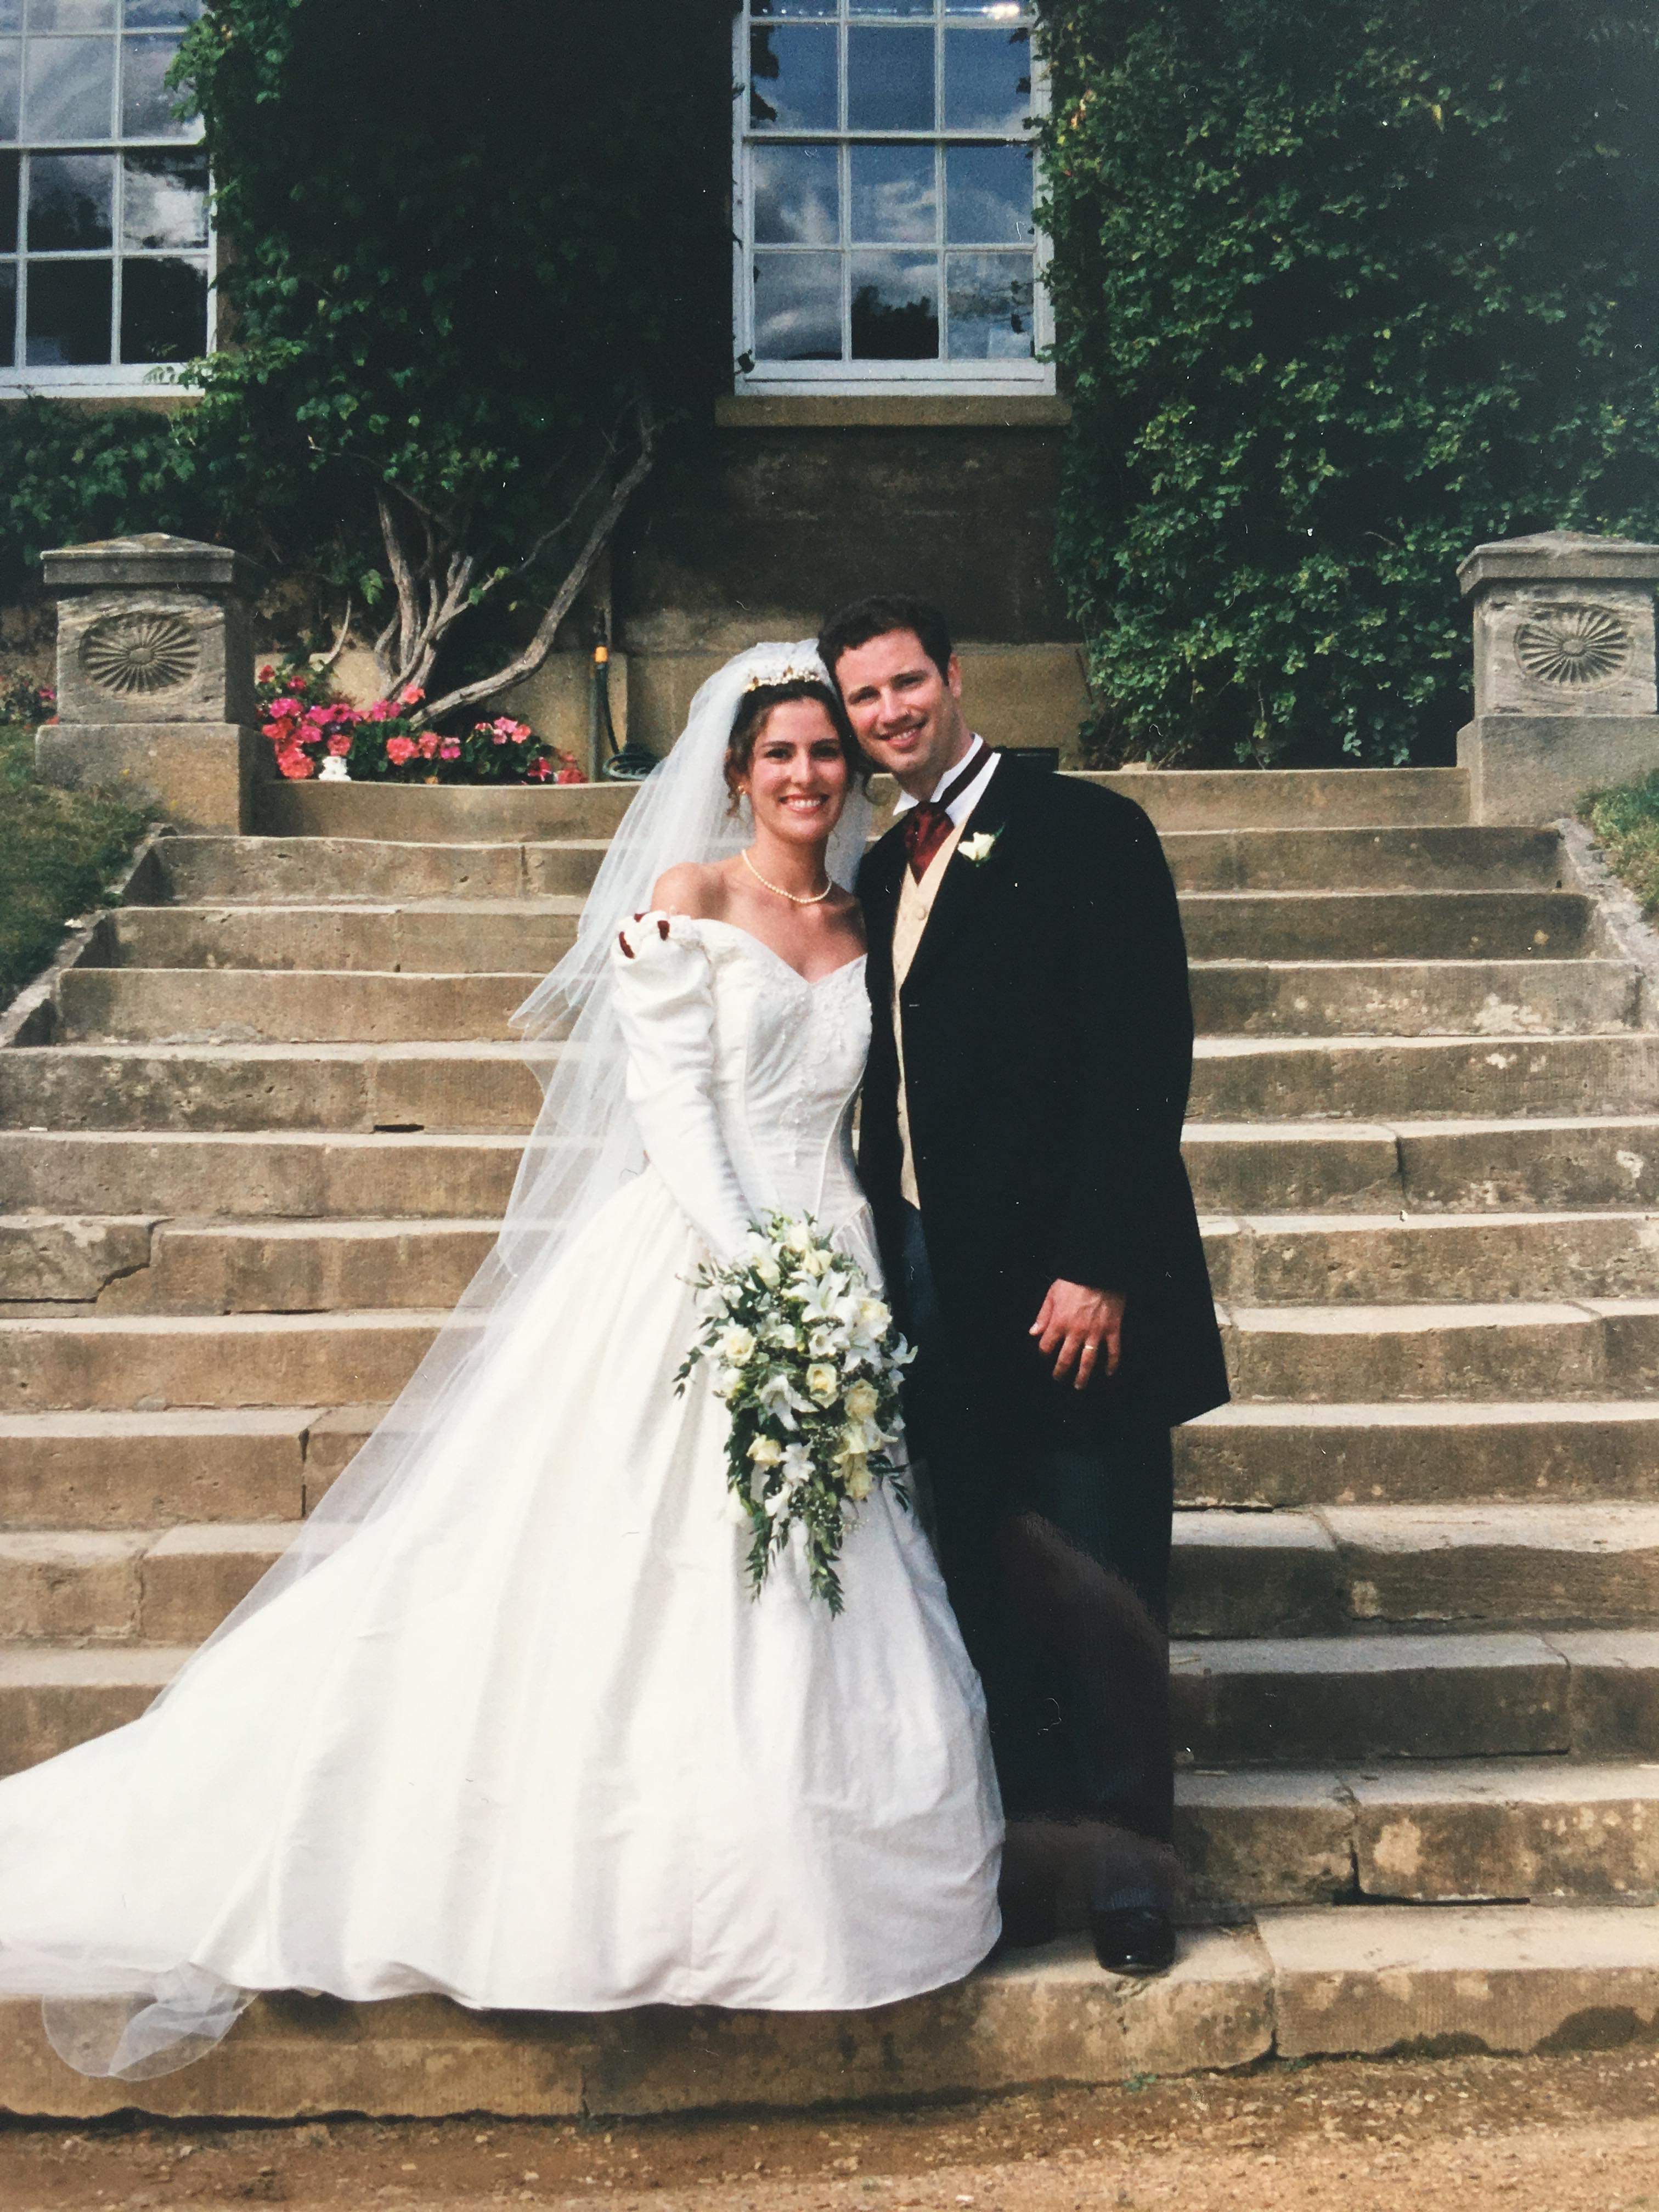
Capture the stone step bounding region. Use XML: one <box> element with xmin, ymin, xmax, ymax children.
<box><xmin>6</xmin><ymin>1116</ymin><xmax>1657</xmax><ymax>1226</ymax></box>
<box><xmin>21</xmin><ymin>1503</ymin><xmax>1659</xmax><ymax>1649</ymax></box>
<box><xmin>1204</xmin><ymin>1211</ymin><xmax>1659</xmax><ymax>1306</ymax></box>
<box><xmin>10</xmin><ymin>1034</ymin><xmax>1655</xmax><ymax>1134</ymax></box>
<box><xmin>0</xmin><ymin>1407</ymin><xmax>356</xmax><ymax>1527</ymax></box>
<box><xmin>1171</xmin><ymin>1628</ymin><xmax>1658</xmax><ymax>1764</ymax></box>
<box><xmin>1224</xmin><ymin>1299</ymin><xmax>1659</xmax><ymax>1404</ymax></box>
<box><xmin>0</xmin><ymin>1130</ymin><xmax>526</xmax><ymax>1219</ymax></box>
<box><xmin>1189</xmin><ymin>958</ymin><xmax>1637</xmax><ymax>1039</ymax></box>
<box><xmin>252</xmin><ymin>765</ymin><xmax>1471</xmax><ymax>843</ymax></box>
<box><xmin>16</xmin><ymin>1206</ymin><xmax>1658</xmax><ymax>1317</ymax></box>
<box><xmin>155</xmin><ymin>834</ymin><xmax>611</xmax><ymax>904</ymax></box>
<box><xmin>57</xmin><ymin>960</ymin><xmax>1647</xmax><ymax>1054</ymax></box>
<box><xmin>0</xmin><ymin>1308</ymin><xmax>446</xmax><ymax>1412</ymax></box>
<box><xmin>3</xmin><ymin>1901</ymin><xmax>1659</xmax><ymax>2119</ymax></box>
<box><xmin>1193</xmin><ymin>1032</ymin><xmax>1659</xmax><ymax>1122</ymax></box>
<box><xmin>155</xmin><ymin>821</ymin><xmax>1559</xmax><ymax>907</ymax></box>
<box><xmin>1176</xmin><ymin>1759</ymin><xmax>1659</xmax><ymax>1907</ymax></box>
<box><xmin>98</xmin><ymin>887</ymin><xmax>1590</xmax><ymax>974</ymax></box>
<box><xmin>1180</xmin><ymin>889</ymin><xmax>1593</xmax><ymax>963</ymax></box>
<box><xmin>1171</xmin><ymin>1503</ymin><xmax>1659</xmax><ymax>1638</ymax></box>
<box><xmin>1186</xmin><ymin>1116</ymin><xmax>1659</xmax><ymax>1214</ymax></box>
<box><xmin>55</xmin><ymin>968</ymin><xmax>544</xmax><ymax>1045</ymax></box>
<box><xmin>97</xmin><ymin>900</ymin><xmax>583</xmax><ymax>973</ymax></box>
<box><xmin>1179</xmin><ymin>1400</ymin><xmax>1659</xmax><ymax>1508</ymax></box>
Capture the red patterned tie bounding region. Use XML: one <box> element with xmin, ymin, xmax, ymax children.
<box><xmin>901</xmin><ymin>746</ymin><xmax>988</xmax><ymax>882</ymax></box>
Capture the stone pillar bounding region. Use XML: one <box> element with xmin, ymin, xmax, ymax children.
<box><xmin>1457</xmin><ymin>531</ymin><xmax>1659</xmax><ymax>823</ymax></box>
<box><xmin>35</xmin><ymin>533</ymin><xmax>266</xmax><ymax>834</ymax></box>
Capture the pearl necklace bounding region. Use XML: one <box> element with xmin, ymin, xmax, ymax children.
<box><xmin>741</xmin><ymin>847</ymin><xmax>833</xmax><ymax>906</ymax></box>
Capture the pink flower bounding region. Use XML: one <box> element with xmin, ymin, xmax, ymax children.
<box><xmin>275</xmin><ymin>746</ymin><xmax>315</xmax><ymax>780</ymax></box>
<box><xmin>438</xmin><ymin>737</ymin><xmax>462</xmax><ymax>761</ymax></box>
<box><xmin>272</xmin><ymin>696</ymin><xmax>301</xmax><ymax>716</ymax></box>
<box><xmin>554</xmin><ymin>765</ymin><xmax>584</xmax><ymax>785</ymax></box>
<box><xmin>416</xmin><ymin>731</ymin><xmax>440</xmax><ymax>759</ymax></box>
<box><xmin>261</xmin><ymin>722</ymin><xmax>288</xmax><ymax>741</ymax></box>
<box><xmin>367</xmin><ymin>700</ymin><xmax>395</xmax><ymax>723</ymax></box>
<box><xmin>398</xmin><ymin>684</ymin><xmax>426</xmax><ymax>707</ymax></box>
<box><xmin>326</xmin><ymin>733</ymin><xmax>352</xmax><ymax>757</ymax></box>
<box><xmin>526</xmin><ymin>755</ymin><xmax>553</xmax><ymax>782</ymax></box>
<box><xmin>385</xmin><ymin>734</ymin><xmax>418</xmax><ymax>765</ymax></box>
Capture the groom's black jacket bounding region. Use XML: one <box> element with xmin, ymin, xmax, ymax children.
<box><xmin>857</xmin><ymin>761</ymin><xmax>1229</xmax><ymax>1440</ymax></box>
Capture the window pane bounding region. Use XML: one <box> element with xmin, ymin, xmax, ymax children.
<box><xmin>121</xmin><ymin>144</ymin><xmax>204</xmax><ymax>245</ymax></box>
<box><xmin>849</xmin><ymin>0</ymin><xmax>935</xmax><ymax>14</ymax></box>
<box><xmin>0</xmin><ymin>262</ymin><xmax>13</xmax><ymax>364</ymax></box>
<box><xmin>850</xmin><ymin>142</ymin><xmax>934</xmax><ymax>242</ymax></box>
<box><xmin>753</xmin><ymin>249</ymin><xmax>841</xmax><ymax>359</ymax></box>
<box><xmin>0</xmin><ymin>150</ymin><xmax>14</xmax><ymax>245</ymax></box>
<box><xmin>748</xmin><ymin>25</ymin><xmax>836</xmax><ymax>131</ymax></box>
<box><xmin>945</xmin><ymin>2</ymin><xmax>1028</xmax><ymax>14</ymax></box>
<box><xmin>847</xmin><ymin>26</ymin><xmax>932</xmax><ymax>131</ymax></box>
<box><xmin>0</xmin><ymin>42</ymin><xmax>15</xmax><ymax>139</ymax></box>
<box><xmin>850</xmin><ymin>248</ymin><xmax>938</xmax><ymax>357</ymax></box>
<box><xmin>121</xmin><ymin>29</ymin><xmax>187</xmax><ymax>134</ymax></box>
<box><xmin>119</xmin><ymin>245</ymin><xmax>201</xmax><ymax>359</ymax></box>
<box><xmin>22</xmin><ymin>32</ymin><xmax>113</xmax><ymax>137</ymax></box>
<box><xmin>123</xmin><ymin>0</ymin><xmax>204</xmax><ymax>22</ymax></box>
<box><xmin>0</xmin><ymin>1</ymin><xmax>16</xmax><ymax>28</ymax></box>
<box><xmin>751</xmin><ymin>0</ymin><xmax>836</xmax><ymax>14</ymax></box>
<box><xmin>946</xmin><ymin>249</ymin><xmax>1031</xmax><ymax>357</ymax></box>
<box><xmin>945</xmin><ymin>141</ymin><xmax>1031</xmax><ymax>242</ymax></box>
<box><xmin>943</xmin><ymin>26</ymin><xmax>1029</xmax><ymax>129</ymax></box>
<box><xmin>29</xmin><ymin>148</ymin><xmax>112</xmax><ymax>245</ymax></box>
<box><xmin>752</xmin><ymin>142</ymin><xmax>837</xmax><ymax>245</ymax></box>
<box><xmin>28</xmin><ymin>0</ymin><xmax>115</xmax><ymax>23</ymax></box>
<box><xmin>25</xmin><ymin>253</ymin><xmax>110</xmax><ymax>360</ymax></box>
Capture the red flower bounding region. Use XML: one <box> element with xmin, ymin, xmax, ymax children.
<box><xmin>525</xmin><ymin>755</ymin><xmax>553</xmax><ymax>781</ymax></box>
<box><xmin>398</xmin><ymin>683</ymin><xmax>426</xmax><ymax>707</ymax></box>
<box><xmin>275</xmin><ymin>745</ymin><xmax>315</xmax><ymax>780</ymax></box>
<box><xmin>257</xmin><ymin>664</ymin><xmax>275</xmax><ymax>682</ymax></box>
<box><xmin>326</xmin><ymin>733</ymin><xmax>352</xmax><ymax>757</ymax></box>
<box><xmin>385</xmin><ymin>734</ymin><xmax>418</xmax><ymax>766</ymax></box>
<box><xmin>554</xmin><ymin>765</ymin><xmax>585</xmax><ymax>785</ymax></box>
<box><xmin>416</xmin><ymin>731</ymin><xmax>441</xmax><ymax>759</ymax></box>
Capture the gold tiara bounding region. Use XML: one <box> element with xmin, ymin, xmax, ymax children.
<box><xmin>743</xmin><ymin>657</ymin><xmax>827</xmax><ymax>692</ymax></box>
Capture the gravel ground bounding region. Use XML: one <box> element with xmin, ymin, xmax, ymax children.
<box><xmin>2</xmin><ymin>2050</ymin><xmax>1659</xmax><ymax>2210</ymax></box>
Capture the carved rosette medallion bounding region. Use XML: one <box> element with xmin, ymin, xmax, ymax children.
<box><xmin>80</xmin><ymin>612</ymin><xmax>200</xmax><ymax>697</ymax></box>
<box><xmin>1513</xmin><ymin>602</ymin><xmax>1633</xmax><ymax>691</ymax></box>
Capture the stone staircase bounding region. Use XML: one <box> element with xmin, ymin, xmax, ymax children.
<box><xmin>3</xmin><ymin>761</ymin><xmax>1659</xmax><ymax>2115</ymax></box>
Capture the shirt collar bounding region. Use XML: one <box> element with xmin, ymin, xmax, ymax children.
<box><xmin>890</xmin><ymin>735</ymin><xmax>996</xmax><ymax>820</ymax></box>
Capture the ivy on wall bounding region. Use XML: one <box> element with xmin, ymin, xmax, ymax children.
<box><xmin>1036</xmin><ymin>0</ymin><xmax>1659</xmax><ymax>766</ymax></box>
<box><xmin>1</xmin><ymin>0</ymin><xmax>733</xmax><ymax>697</ymax></box>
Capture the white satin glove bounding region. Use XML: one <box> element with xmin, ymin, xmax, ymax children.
<box><xmin>612</xmin><ymin>912</ymin><xmax>753</xmax><ymax>1265</ymax></box>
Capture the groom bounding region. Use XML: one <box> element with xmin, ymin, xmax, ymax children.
<box><xmin>819</xmin><ymin>594</ymin><xmax>1229</xmax><ymax>1976</ymax></box>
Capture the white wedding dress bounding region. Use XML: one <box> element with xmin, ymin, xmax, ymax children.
<box><xmin>0</xmin><ymin>907</ymin><xmax>1002</xmax><ymax>2074</ymax></box>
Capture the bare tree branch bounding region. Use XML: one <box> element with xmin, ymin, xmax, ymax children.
<box><xmin>420</xmin><ymin>403</ymin><xmax>657</xmax><ymax>729</ymax></box>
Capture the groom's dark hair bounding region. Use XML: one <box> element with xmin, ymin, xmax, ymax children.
<box><xmin>817</xmin><ymin>594</ymin><xmax>952</xmax><ymax>685</ymax></box>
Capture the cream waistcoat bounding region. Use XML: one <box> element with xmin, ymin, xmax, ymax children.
<box><xmin>891</xmin><ymin>812</ymin><xmax>973</xmax><ymax>1211</ymax></box>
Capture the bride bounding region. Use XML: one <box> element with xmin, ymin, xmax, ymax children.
<box><xmin>0</xmin><ymin>643</ymin><xmax>1002</xmax><ymax>2080</ymax></box>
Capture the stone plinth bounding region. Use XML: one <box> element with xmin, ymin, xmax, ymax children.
<box><xmin>38</xmin><ymin>534</ymin><xmax>265</xmax><ymax>834</ymax></box>
<box><xmin>1458</xmin><ymin>531</ymin><xmax>1659</xmax><ymax>823</ymax></box>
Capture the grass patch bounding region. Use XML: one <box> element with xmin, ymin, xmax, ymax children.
<box><xmin>1583</xmin><ymin>770</ymin><xmax>1659</xmax><ymax>919</ymax></box>
<box><xmin>0</xmin><ymin>716</ymin><xmax>151</xmax><ymax>1012</ymax></box>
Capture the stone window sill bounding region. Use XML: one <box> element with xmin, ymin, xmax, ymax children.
<box><xmin>715</xmin><ymin>394</ymin><xmax>1070</xmax><ymax>430</ymax></box>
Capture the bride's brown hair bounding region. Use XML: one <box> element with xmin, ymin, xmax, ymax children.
<box><xmin>724</xmin><ymin>679</ymin><xmax>867</xmax><ymax>815</ymax></box>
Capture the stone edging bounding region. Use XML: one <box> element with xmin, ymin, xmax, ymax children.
<box><xmin>1553</xmin><ymin>813</ymin><xmax>1659</xmax><ymax>1030</ymax></box>
<box><xmin>0</xmin><ymin>825</ymin><xmax>173</xmax><ymax>1049</ymax></box>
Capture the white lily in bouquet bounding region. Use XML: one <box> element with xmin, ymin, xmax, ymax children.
<box><xmin>677</xmin><ymin>1212</ymin><xmax>914</xmax><ymax>1613</ymax></box>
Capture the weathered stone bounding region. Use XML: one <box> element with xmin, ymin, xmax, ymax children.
<box><xmin>1165</xmin><ymin>825</ymin><xmax>1562</xmax><ymax>893</ymax></box>
<box><xmin>1170</xmin><ymin>1511</ymin><xmax>1345</xmax><ymax>1638</ymax></box>
<box><xmin>1349</xmin><ymin>1760</ymin><xmax>1659</xmax><ymax>1903</ymax></box>
<box><xmin>1324</xmin><ymin>1503</ymin><xmax>1659</xmax><ymax>1626</ymax></box>
<box><xmin>1553</xmin><ymin>1629</ymin><xmax>1659</xmax><ymax>1757</ymax></box>
<box><xmin>0</xmin><ymin>1215</ymin><xmax>155</xmax><ymax>1304</ymax></box>
<box><xmin>1182</xmin><ymin>888</ymin><xmax>1592</xmax><ymax>963</ymax></box>
<box><xmin>103</xmin><ymin>1220</ymin><xmax>498</xmax><ymax>1316</ymax></box>
<box><xmin>34</xmin><ymin>723</ymin><xmax>261</xmax><ymax>836</ymax></box>
<box><xmin>1174</xmin><ymin>1771</ymin><xmax>1356</xmax><ymax>1906</ymax></box>
<box><xmin>1229</xmin><ymin>1211</ymin><xmax>1659</xmax><ymax>1306</ymax></box>
<box><xmin>104</xmin><ymin>898</ymin><xmax>582</xmax><ymax>973</ymax></box>
<box><xmin>0</xmin><ymin>1410</ymin><xmax>309</xmax><ymax>1527</ymax></box>
<box><xmin>1190</xmin><ymin>957</ymin><xmax>1638</xmax><ymax>1040</ymax></box>
<box><xmin>0</xmin><ymin>1644</ymin><xmax>179</xmax><ymax>1774</ymax></box>
<box><xmin>57</xmin><ymin>968</ymin><xmax>541</xmax><ymax>1047</ymax></box>
<box><xmin>1225</xmin><ymin>1303</ymin><xmax>1608</xmax><ymax>1405</ymax></box>
<box><xmin>140</xmin><ymin>1523</ymin><xmax>290</xmax><ymax>1642</ymax></box>
<box><xmin>1261</xmin><ymin>1901</ymin><xmax>1659</xmax><ymax>2058</ymax></box>
<box><xmin>1170</xmin><ymin>1632</ymin><xmax>1570</xmax><ymax>1765</ymax></box>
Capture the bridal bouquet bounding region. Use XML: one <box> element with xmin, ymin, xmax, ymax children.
<box><xmin>678</xmin><ymin>1213</ymin><xmax>912</xmax><ymax>1614</ymax></box>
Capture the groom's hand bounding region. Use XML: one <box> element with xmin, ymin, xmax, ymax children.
<box><xmin>1031</xmin><ymin>1281</ymin><xmax>1126</xmax><ymax>1391</ymax></box>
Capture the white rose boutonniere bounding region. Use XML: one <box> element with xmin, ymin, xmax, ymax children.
<box><xmin>960</xmin><ymin>828</ymin><xmax>1001</xmax><ymax>865</ymax></box>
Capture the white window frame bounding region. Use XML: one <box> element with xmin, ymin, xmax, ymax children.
<box><xmin>0</xmin><ymin>8</ymin><xmax>215</xmax><ymax>398</ymax></box>
<box><xmin>732</xmin><ymin>4</ymin><xmax>1053</xmax><ymax>398</ymax></box>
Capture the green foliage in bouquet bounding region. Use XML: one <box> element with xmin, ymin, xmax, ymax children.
<box><xmin>1037</xmin><ymin>0</ymin><xmax>1659</xmax><ymax>767</ymax></box>
<box><xmin>678</xmin><ymin>1214</ymin><xmax>913</xmax><ymax>1616</ymax></box>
